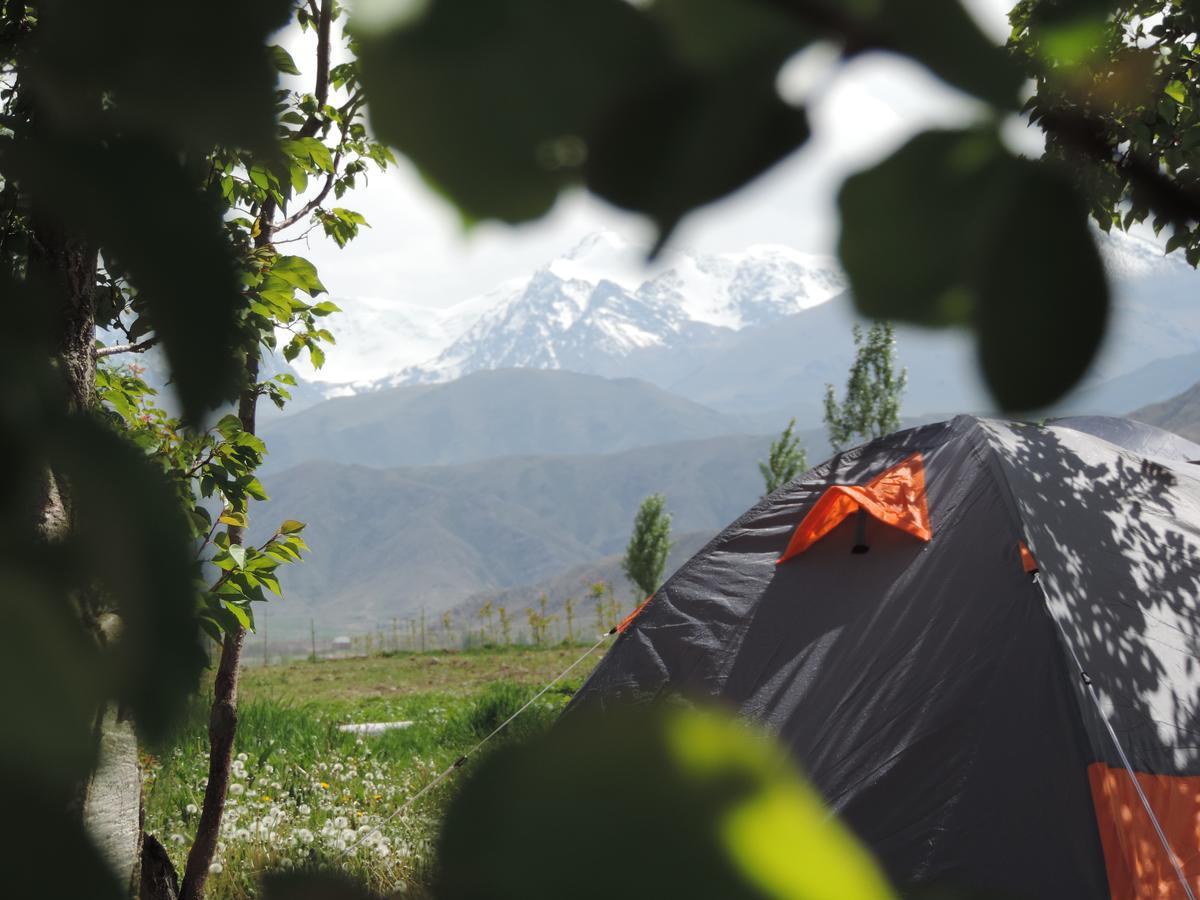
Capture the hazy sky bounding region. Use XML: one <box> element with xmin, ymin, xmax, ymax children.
<box><xmin>286</xmin><ymin>0</ymin><xmax>1023</xmax><ymax>316</ymax></box>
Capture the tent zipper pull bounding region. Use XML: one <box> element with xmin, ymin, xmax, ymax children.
<box><xmin>851</xmin><ymin>508</ymin><xmax>870</xmax><ymax>554</ymax></box>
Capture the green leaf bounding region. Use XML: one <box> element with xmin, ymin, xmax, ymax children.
<box><xmin>289</xmin><ymin>163</ymin><xmax>309</xmax><ymax>194</ymax></box>
<box><xmin>436</xmin><ymin>705</ymin><xmax>896</xmax><ymax>900</ymax></box>
<box><xmin>1165</xmin><ymin>79</ymin><xmax>1187</xmax><ymax>104</ymax></box>
<box><xmin>262</xmin><ymin>872</ymin><xmax>377</xmax><ymax>900</ymax></box>
<box><xmin>975</xmin><ymin>163</ymin><xmax>1109</xmax><ymax>411</ymax></box>
<box><xmin>839</xmin><ymin>128</ymin><xmax>1005</xmax><ymax>327</ymax></box>
<box><xmin>249</xmin><ymin>166</ymin><xmax>272</xmax><ymax>191</ymax></box>
<box><xmin>48</xmin><ymin>415</ymin><xmax>207</xmax><ymax>743</ymax></box>
<box><xmin>269</xmin><ymin>43</ymin><xmax>302</xmax><ymax>76</ymax></box>
<box><xmin>862</xmin><ymin>0</ymin><xmax>1022</xmax><ymax>109</ymax></box>
<box><xmin>257</xmin><ymin>572</ymin><xmax>283</xmax><ymax>597</ymax></box>
<box><xmin>838</xmin><ymin>128</ymin><xmax>1109</xmax><ymax>410</ymax></box>
<box><xmin>354</xmin><ymin>0</ymin><xmax>670</xmax><ymax>223</ymax></box>
<box><xmin>245</xmin><ymin>478</ymin><xmax>270</xmax><ymax>501</ymax></box>
<box><xmin>6</xmin><ymin>136</ymin><xmax>244</xmax><ymax>420</ymax></box>
<box><xmin>228</xmin><ymin>545</ymin><xmax>247</xmax><ymax>569</ymax></box>
<box><xmin>224</xmin><ymin>601</ymin><xmax>252</xmax><ymax>630</ymax></box>
<box><xmin>280</xmin><ymin>519</ymin><xmax>305</xmax><ymax>534</ymax></box>
<box><xmin>215</xmin><ymin>413</ymin><xmax>243</xmax><ymax>439</ymax></box>
<box><xmin>32</xmin><ymin>0</ymin><xmax>292</xmax><ymax>155</ymax></box>
<box><xmin>588</xmin><ymin>62</ymin><xmax>809</xmax><ymax>240</ymax></box>
<box><xmin>650</xmin><ymin>0</ymin><xmax>813</xmax><ymax>71</ymax></box>
<box><xmin>272</xmin><ymin>255</ymin><xmax>327</xmax><ymax>296</ymax></box>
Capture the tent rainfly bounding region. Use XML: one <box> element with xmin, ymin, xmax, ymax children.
<box><xmin>572</xmin><ymin>415</ymin><xmax>1200</xmax><ymax>900</ymax></box>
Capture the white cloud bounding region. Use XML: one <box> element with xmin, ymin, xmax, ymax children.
<box><xmin>279</xmin><ymin>0</ymin><xmax>1111</xmax><ymax>386</ymax></box>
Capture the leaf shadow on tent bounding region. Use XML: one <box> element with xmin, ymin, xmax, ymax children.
<box><xmin>1000</xmin><ymin>423</ymin><xmax>1200</xmax><ymax>775</ymax></box>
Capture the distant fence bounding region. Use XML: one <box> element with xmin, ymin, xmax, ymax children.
<box><xmin>239</xmin><ymin>589</ymin><xmax>638</xmax><ymax>667</ymax></box>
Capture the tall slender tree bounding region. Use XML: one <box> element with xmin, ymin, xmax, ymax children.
<box><xmin>760</xmin><ymin>418</ymin><xmax>808</xmax><ymax>495</ymax></box>
<box><xmin>824</xmin><ymin>323</ymin><xmax>907</xmax><ymax>453</ymax></box>
<box><xmin>623</xmin><ymin>494</ymin><xmax>673</xmax><ymax>600</ymax></box>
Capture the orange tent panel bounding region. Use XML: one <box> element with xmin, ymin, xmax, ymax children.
<box><xmin>1088</xmin><ymin>762</ymin><xmax>1200</xmax><ymax>899</ymax></box>
<box><xmin>777</xmin><ymin>452</ymin><xmax>932</xmax><ymax>564</ymax></box>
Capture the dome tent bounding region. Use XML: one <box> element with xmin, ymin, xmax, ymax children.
<box><xmin>572</xmin><ymin>415</ymin><xmax>1200</xmax><ymax>899</ymax></box>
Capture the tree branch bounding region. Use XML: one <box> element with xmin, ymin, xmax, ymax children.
<box><xmin>96</xmin><ymin>336</ymin><xmax>157</xmax><ymax>358</ymax></box>
<box><xmin>1037</xmin><ymin>107</ymin><xmax>1200</xmax><ymax>226</ymax></box>
<box><xmin>297</xmin><ymin>0</ymin><xmax>333</xmax><ymax>140</ymax></box>
<box><xmin>275</xmin><ymin>148</ymin><xmax>341</xmax><ymax>230</ymax></box>
<box><xmin>277</xmin><ymin>94</ymin><xmax>363</xmax><ymax>232</ymax></box>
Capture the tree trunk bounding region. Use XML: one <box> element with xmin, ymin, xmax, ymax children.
<box><xmin>178</xmin><ymin>622</ymin><xmax>247</xmax><ymax>900</ymax></box>
<box><xmin>29</xmin><ymin>218</ymin><xmax>147</xmax><ymax>896</ymax></box>
<box><xmin>179</xmin><ymin>204</ymin><xmax>270</xmax><ymax>900</ymax></box>
<box><xmin>28</xmin><ymin>218</ymin><xmax>97</xmax><ymax>541</ymax></box>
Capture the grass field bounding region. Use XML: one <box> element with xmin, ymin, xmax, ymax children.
<box><xmin>143</xmin><ymin>643</ymin><xmax>606</xmax><ymax>898</ymax></box>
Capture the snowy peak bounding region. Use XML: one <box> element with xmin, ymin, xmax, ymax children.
<box><xmin>388</xmin><ymin>233</ymin><xmax>847</xmax><ymax>386</ymax></box>
<box><xmin>640</xmin><ymin>245</ymin><xmax>844</xmax><ymax>330</ymax></box>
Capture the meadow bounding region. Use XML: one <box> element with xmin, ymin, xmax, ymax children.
<box><xmin>143</xmin><ymin>644</ymin><xmax>606</xmax><ymax>898</ymax></box>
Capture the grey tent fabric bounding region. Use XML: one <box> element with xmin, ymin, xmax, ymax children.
<box><xmin>571</xmin><ymin>415</ymin><xmax>1200</xmax><ymax>899</ymax></box>
<box><xmin>1053</xmin><ymin>415</ymin><xmax>1200</xmax><ymax>466</ymax></box>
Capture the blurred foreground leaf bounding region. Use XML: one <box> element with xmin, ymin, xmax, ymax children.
<box><xmin>262</xmin><ymin>871</ymin><xmax>380</xmax><ymax>900</ymax></box>
<box><xmin>2</xmin><ymin>135</ymin><xmax>244</xmax><ymax>420</ymax></box>
<box><xmin>436</xmin><ymin>704</ymin><xmax>896</xmax><ymax>900</ymax></box>
<box><xmin>356</xmin><ymin>0</ymin><xmax>667</xmax><ymax>224</ymax></box>
<box><xmin>838</xmin><ymin>128</ymin><xmax>1108</xmax><ymax>411</ymax></box>
<box><xmin>32</xmin><ymin>0</ymin><xmax>291</xmax><ymax>155</ymax></box>
<box><xmin>50</xmin><ymin>415</ymin><xmax>208</xmax><ymax>743</ymax></box>
<box><xmin>356</xmin><ymin>0</ymin><xmax>812</xmax><ymax>239</ymax></box>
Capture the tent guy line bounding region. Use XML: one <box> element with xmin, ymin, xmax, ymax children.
<box><xmin>1047</xmin><ymin>607</ymin><xmax>1197</xmax><ymax>900</ymax></box>
<box><xmin>331</xmin><ymin>629</ymin><xmax>617</xmax><ymax>863</ymax></box>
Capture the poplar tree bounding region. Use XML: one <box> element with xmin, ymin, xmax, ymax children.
<box><xmin>824</xmin><ymin>323</ymin><xmax>907</xmax><ymax>453</ymax></box>
<box><xmin>622</xmin><ymin>494</ymin><xmax>673</xmax><ymax>599</ymax></box>
<box><xmin>760</xmin><ymin>418</ymin><xmax>808</xmax><ymax>495</ymax></box>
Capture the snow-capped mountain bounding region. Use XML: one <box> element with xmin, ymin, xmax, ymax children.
<box><xmin>288</xmin><ymin>225</ymin><xmax>1200</xmax><ymax>421</ymax></box>
<box><xmin>382</xmin><ymin>231</ymin><xmax>847</xmax><ymax>386</ymax></box>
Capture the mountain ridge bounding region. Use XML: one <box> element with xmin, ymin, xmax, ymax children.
<box><xmin>258</xmin><ymin>368</ymin><xmax>774</xmax><ymax>472</ymax></box>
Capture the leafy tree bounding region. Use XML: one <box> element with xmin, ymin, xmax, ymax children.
<box><xmin>591</xmin><ymin>581</ymin><xmax>609</xmax><ymax>634</ymax></box>
<box><xmin>623</xmin><ymin>494</ymin><xmax>673</xmax><ymax>599</ymax></box>
<box><xmin>498</xmin><ymin>605</ymin><xmax>513</xmax><ymax>647</ymax></box>
<box><xmin>478</xmin><ymin>600</ymin><xmax>495</xmax><ymax>645</ymax></box>
<box><xmin>1011</xmin><ymin>1</ymin><xmax>1200</xmax><ymax>264</ymax></box>
<box><xmin>759</xmin><ymin>418</ymin><xmax>808</xmax><ymax>495</ymax></box>
<box><xmin>526</xmin><ymin>594</ymin><xmax>556</xmax><ymax>646</ymax></box>
<box><xmin>824</xmin><ymin>323</ymin><xmax>907</xmax><ymax>453</ymax></box>
<box><xmin>1</xmin><ymin>0</ymin><xmax>389</xmax><ymax>894</ymax></box>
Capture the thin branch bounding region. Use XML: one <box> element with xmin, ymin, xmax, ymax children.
<box><xmin>275</xmin><ymin>149</ymin><xmax>341</xmax><ymax>231</ymax></box>
<box><xmin>297</xmin><ymin>0</ymin><xmax>333</xmax><ymax>140</ymax></box>
<box><xmin>271</xmin><ymin>221</ymin><xmax>322</xmax><ymax>245</ymax></box>
<box><xmin>277</xmin><ymin>94</ymin><xmax>364</xmax><ymax>232</ymax></box>
<box><xmin>96</xmin><ymin>336</ymin><xmax>157</xmax><ymax>358</ymax></box>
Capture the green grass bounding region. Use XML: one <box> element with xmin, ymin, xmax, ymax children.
<box><xmin>143</xmin><ymin>643</ymin><xmax>604</xmax><ymax>898</ymax></box>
